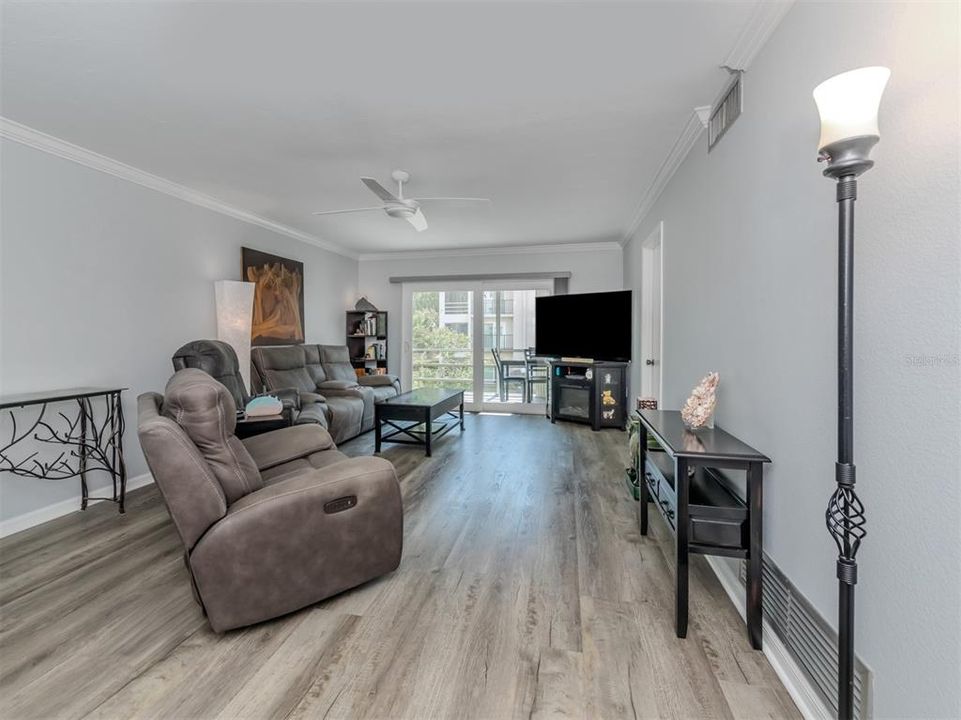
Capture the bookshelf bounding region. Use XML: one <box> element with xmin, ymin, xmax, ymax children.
<box><xmin>345</xmin><ymin>310</ymin><xmax>389</xmax><ymax>375</ymax></box>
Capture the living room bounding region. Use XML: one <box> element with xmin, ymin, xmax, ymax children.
<box><xmin>1</xmin><ymin>2</ymin><xmax>958</xmax><ymax>719</ymax></box>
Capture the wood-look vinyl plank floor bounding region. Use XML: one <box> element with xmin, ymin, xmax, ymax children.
<box><xmin>0</xmin><ymin>414</ymin><xmax>800</xmax><ymax>719</ymax></box>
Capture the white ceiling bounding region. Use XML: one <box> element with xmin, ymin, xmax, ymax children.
<box><xmin>1</xmin><ymin>1</ymin><xmax>760</xmax><ymax>255</ymax></box>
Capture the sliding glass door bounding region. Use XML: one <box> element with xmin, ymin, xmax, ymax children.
<box><xmin>404</xmin><ymin>281</ymin><xmax>551</xmax><ymax>413</ymax></box>
<box><xmin>409</xmin><ymin>286</ymin><xmax>475</xmax><ymax>403</ymax></box>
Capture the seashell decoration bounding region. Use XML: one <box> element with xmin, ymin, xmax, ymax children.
<box><xmin>681</xmin><ymin>372</ymin><xmax>719</xmax><ymax>430</ymax></box>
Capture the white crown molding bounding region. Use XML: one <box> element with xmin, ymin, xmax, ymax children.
<box><xmin>724</xmin><ymin>0</ymin><xmax>795</xmax><ymax>71</ymax></box>
<box><xmin>619</xmin><ymin>0</ymin><xmax>794</xmax><ymax>247</ymax></box>
<box><xmin>694</xmin><ymin>105</ymin><xmax>712</xmax><ymax>129</ymax></box>
<box><xmin>358</xmin><ymin>240</ymin><xmax>623</xmax><ymax>263</ymax></box>
<box><xmin>619</xmin><ymin>107</ymin><xmax>709</xmax><ymax>246</ymax></box>
<box><xmin>0</xmin><ymin>117</ymin><xmax>358</xmax><ymax>260</ymax></box>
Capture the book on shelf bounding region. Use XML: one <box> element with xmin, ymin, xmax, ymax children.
<box><xmin>365</xmin><ymin>341</ymin><xmax>387</xmax><ymax>360</ymax></box>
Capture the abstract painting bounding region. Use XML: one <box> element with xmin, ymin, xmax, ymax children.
<box><xmin>241</xmin><ymin>247</ymin><xmax>305</xmax><ymax>345</ymax></box>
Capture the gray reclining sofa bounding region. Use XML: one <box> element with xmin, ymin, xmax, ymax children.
<box><xmin>252</xmin><ymin>344</ymin><xmax>401</xmax><ymax>444</ymax></box>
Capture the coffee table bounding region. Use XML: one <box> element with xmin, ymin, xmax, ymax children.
<box><xmin>374</xmin><ymin>388</ymin><xmax>465</xmax><ymax>457</ymax></box>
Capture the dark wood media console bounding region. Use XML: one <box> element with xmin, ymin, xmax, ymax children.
<box><xmin>634</xmin><ymin>409</ymin><xmax>770</xmax><ymax>650</ymax></box>
<box><xmin>549</xmin><ymin>360</ymin><xmax>628</xmax><ymax>430</ymax></box>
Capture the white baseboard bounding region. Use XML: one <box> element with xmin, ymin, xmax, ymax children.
<box><xmin>0</xmin><ymin>472</ymin><xmax>154</xmax><ymax>539</ymax></box>
<box><xmin>704</xmin><ymin>555</ymin><xmax>833</xmax><ymax>720</ymax></box>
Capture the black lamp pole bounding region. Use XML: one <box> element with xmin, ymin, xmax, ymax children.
<box><xmin>814</xmin><ymin>65</ymin><xmax>888</xmax><ymax>720</ymax></box>
<box><xmin>825</xmin><ymin>171</ymin><xmax>866</xmax><ymax>720</ymax></box>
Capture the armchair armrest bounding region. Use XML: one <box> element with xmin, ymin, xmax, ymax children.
<box><xmin>299</xmin><ymin>391</ymin><xmax>327</xmax><ymax>405</ymax></box>
<box><xmin>241</xmin><ymin>424</ymin><xmax>334</xmax><ymax>471</ymax></box>
<box><xmin>317</xmin><ymin>379</ymin><xmax>365</xmax><ymax>399</ymax></box>
<box><xmin>187</xmin><ymin>457</ymin><xmax>403</xmax><ymax>632</ymax></box>
<box><xmin>357</xmin><ymin>374</ymin><xmax>399</xmax><ymax>387</ymax></box>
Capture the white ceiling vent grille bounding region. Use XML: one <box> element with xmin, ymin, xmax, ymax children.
<box><xmin>738</xmin><ymin>555</ymin><xmax>873</xmax><ymax>719</ymax></box>
<box><xmin>708</xmin><ymin>71</ymin><xmax>743</xmax><ymax>151</ymax></box>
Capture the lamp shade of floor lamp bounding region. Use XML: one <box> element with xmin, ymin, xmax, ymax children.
<box><xmin>813</xmin><ymin>66</ymin><xmax>889</xmax><ymax>720</ymax></box>
<box><xmin>214</xmin><ymin>280</ymin><xmax>256</xmax><ymax>393</ymax></box>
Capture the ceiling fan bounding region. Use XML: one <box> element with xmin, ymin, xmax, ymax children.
<box><xmin>312</xmin><ymin>170</ymin><xmax>490</xmax><ymax>232</ymax></box>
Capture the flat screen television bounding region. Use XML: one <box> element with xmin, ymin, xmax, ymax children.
<box><xmin>535</xmin><ymin>290</ymin><xmax>632</xmax><ymax>362</ymax></box>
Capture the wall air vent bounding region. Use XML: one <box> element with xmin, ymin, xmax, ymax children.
<box><xmin>737</xmin><ymin>555</ymin><xmax>873</xmax><ymax>719</ymax></box>
<box><xmin>708</xmin><ymin>70</ymin><xmax>744</xmax><ymax>151</ymax></box>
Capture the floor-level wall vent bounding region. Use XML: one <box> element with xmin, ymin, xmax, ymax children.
<box><xmin>737</xmin><ymin>556</ymin><xmax>873</xmax><ymax>719</ymax></box>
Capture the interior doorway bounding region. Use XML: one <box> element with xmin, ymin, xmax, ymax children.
<box><xmin>640</xmin><ymin>222</ymin><xmax>663</xmax><ymax>404</ymax></box>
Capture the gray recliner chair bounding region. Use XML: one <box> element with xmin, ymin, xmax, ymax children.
<box><xmin>172</xmin><ymin>340</ymin><xmax>328</xmax><ymax>429</ymax></box>
<box><xmin>137</xmin><ymin>369</ymin><xmax>403</xmax><ymax>632</ymax></box>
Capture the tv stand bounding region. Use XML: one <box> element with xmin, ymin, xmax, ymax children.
<box><xmin>549</xmin><ymin>360</ymin><xmax>628</xmax><ymax>430</ymax></box>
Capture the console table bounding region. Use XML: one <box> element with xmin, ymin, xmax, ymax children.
<box><xmin>635</xmin><ymin>409</ymin><xmax>770</xmax><ymax>649</ymax></box>
<box><xmin>0</xmin><ymin>387</ymin><xmax>128</xmax><ymax>513</ymax></box>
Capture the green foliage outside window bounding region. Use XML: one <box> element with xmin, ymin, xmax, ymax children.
<box><xmin>412</xmin><ymin>292</ymin><xmax>471</xmax><ymax>391</ymax></box>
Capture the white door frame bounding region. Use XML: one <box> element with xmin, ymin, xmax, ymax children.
<box><xmin>640</xmin><ymin>222</ymin><xmax>664</xmax><ymax>403</ymax></box>
<box><xmin>401</xmin><ymin>279</ymin><xmax>553</xmax><ymax>414</ymax></box>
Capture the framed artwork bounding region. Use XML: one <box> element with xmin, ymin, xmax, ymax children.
<box><xmin>241</xmin><ymin>247</ymin><xmax>305</xmax><ymax>345</ymax></box>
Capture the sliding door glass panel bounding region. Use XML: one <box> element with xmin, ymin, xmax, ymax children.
<box><xmin>405</xmin><ymin>282</ymin><xmax>551</xmax><ymax>413</ymax></box>
<box><xmin>482</xmin><ymin>289</ymin><xmax>547</xmax><ymax>406</ymax></box>
<box><xmin>411</xmin><ymin>290</ymin><xmax>474</xmax><ymax>403</ymax></box>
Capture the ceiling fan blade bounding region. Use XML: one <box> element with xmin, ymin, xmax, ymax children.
<box><xmin>405</xmin><ymin>208</ymin><xmax>428</xmax><ymax>232</ymax></box>
<box><xmin>361</xmin><ymin>177</ymin><xmax>400</xmax><ymax>203</ymax></box>
<box><xmin>311</xmin><ymin>206</ymin><xmax>384</xmax><ymax>216</ymax></box>
<box><xmin>410</xmin><ymin>197</ymin><xmax>492</xmax><ymax>203</ymax></box>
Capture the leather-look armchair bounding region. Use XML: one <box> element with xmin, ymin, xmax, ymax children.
<box><xmin>137</xmin><ymin>369</ymin><xmax>403</xmax><ymax>632</ymax></box>
<box><xmin>172</xmin><ymin>340</ymin><xmax>327</xmax><ymax>430</ymax></box>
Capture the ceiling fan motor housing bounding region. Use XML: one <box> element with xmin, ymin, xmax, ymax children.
<box><xmin>384</xmin><ymin>200</ymin><xmax>419</xmax><ymax>218</ymax></box>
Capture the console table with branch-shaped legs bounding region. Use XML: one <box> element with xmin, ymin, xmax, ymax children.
<box><xmin>0</xmin><ymin>387</ymin><xmax>128</xmax><ymax>513</ymax></box>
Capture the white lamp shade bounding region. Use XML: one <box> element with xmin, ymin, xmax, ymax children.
<box><xmin>813</xmin><ymin>66</ymin><xmax>890</xmax><ymax>151</ymax></box>
<box><xmin>215</xmin><ymin>280</ymin><xmax>255</xmax><ymax>392</ymax></box>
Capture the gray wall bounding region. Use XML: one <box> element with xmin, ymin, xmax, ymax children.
<box><xmin>358</xmin><ymin>245</ymin><xmax>624</xmax><ymax>375</ymax></box>
<box><xmin>623</xmin><ymin>2</ymin><xmax>960</xmax><ymax>717</ymax></box>
<box><xmin>0</xmin><ymin>139</ymin><xmax>358</xmax><ymax>523</ymax></box>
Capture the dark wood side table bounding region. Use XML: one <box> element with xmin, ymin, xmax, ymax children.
<box><xmin>234</xmin><ymin>413</ymin><xmax>290</xmax><ymax>439</ymax></box>
<box><xmin>635</xmin><ymin>409</ymin><xmax>771</xmax><ymax>650</ymax></box>
<box><xmin>0</xmin><ymin>387</ymin><xmax>128</xmax><ymax>512</ymax></box>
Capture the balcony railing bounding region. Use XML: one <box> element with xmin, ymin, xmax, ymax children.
<box><xmin>441</xmin><ymin>301</ymin><xmax>469</xmax><ymax>315</ymax></box>
<box><xmin>411</xmin><ymin>347</ymin><xmax>472</xmax><ymax>389</ymax></box>
<box><xmin>411</xmin><ymin>347</ymin><xmax>546</xmax><ymax>403</ymax></box>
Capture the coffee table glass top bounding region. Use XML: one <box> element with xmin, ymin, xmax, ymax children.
<box><xmin>380</xmin><ymin>387</ymin><xmax>464</xmax><ymax>407</ymax></box>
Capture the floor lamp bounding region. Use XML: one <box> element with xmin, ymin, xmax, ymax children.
<box><xmin>813</xmin><ymin>66</ymin><xmax>890</xmax><ymax>720</ymax></box>
<box><xmin>215</xmin><ymin>280</ymin><xmax>256</xmax><ymax>393</ymax></box>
